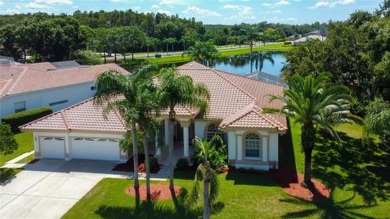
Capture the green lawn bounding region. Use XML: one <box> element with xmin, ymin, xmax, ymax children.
<box><xmin>16</xmin><ymin>154</ymin><xmax>35</xmax><ymax>164</ymax></box>
<box><xmin>0</xmin><ymin>132</ymin><xmax>34</xmax><ymax>167</ymax></box>
<box><xmin>63</xmin><ymin>119</ymin><xmax>389</xmax><ymax>218</ymax></box>
<box><xmin>146</xmin><ymin>44</ymin><xmax>291</xmax><ymax>65</ymax></box>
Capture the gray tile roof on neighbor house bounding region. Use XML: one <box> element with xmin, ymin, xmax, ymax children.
<box><xmin>0</xmin><ymin>61</ymin><xmax>129</xmax><ymax>99</ymax></box>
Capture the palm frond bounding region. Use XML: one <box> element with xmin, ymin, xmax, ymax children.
<box><xmin>209</xmin><ymin>170</ymin><xmax>220</xmax><ymax>203</ymax></box>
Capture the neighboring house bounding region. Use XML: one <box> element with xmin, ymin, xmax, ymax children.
<box><xmin>0</xmin><ymin>60</ymin><xmax>129</xmax><ymax>120</ymax></box>
<box><xmin>21</xmin><ymin>61</ymin><xmax>287</xmax><ymax>171</ymax></box>
<box><xmin>293</xmin><ymin>35</ymin><xmax>326</xmax><ymax>45</ymax></box>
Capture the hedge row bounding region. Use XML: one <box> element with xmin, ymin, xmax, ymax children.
<box><xmin>1</xmin><ymin>107</ymin><xmax>52</xmax><ymax>133</ymax></box>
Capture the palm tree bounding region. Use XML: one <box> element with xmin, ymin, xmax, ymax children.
<box><xmin>131</xmin><ymin>64</ymin><xmax>161</xmax><ymax>201</ymax></box>
<box><xmin>251</xmin><ymin>51</ymin><xmax>275</xmax><ymax>73</ymax></box>
<box><xmin>187</xmin><ymin>41</ymin><xmax>219</xmax><ymax>66</ymax></box>
<box><xmin>94</xmin><ymin>70</ymin><xmax>141</xmax><ymax>189</ymax></box>
<box><xmin>267</xmin><ymin>74</ymin><xmax>356</xmax><ymax>188</ymax></box>
<box><xmin>364</xmin><ymin>98</ymin><xmax>390</xmax><ymax>144</ymax></box>
<box><xmin>163</xmin><ymin>37</ymin><xmax>175</xmax><ymax>55</ymax></box>
<box><xmin>241</xmin><ymin>27</ymin><xmax>258</xmax><ymax>59</ymax></box>
<box><xmin>191</xmin><ymin>136</ymin><xmax>221</xmax><ymax>219</ymax></box>
<box><xmin>158</xmin><ymin>68</ymin><xmax>210</xmax><ymax>190</ymax></box>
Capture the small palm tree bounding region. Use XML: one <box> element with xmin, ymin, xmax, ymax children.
<box><xmin>267</xmin><ymin>73</ymin><xmax>357</xmax><ymax>188</ymax></box>
<box><xmin>158</xmin><ymin>68</ymin><xmax>210</xmax><ymax>190</ymax></box>
<box><xmin>191</xmin><ymin>136</ymin><xmax>222</xmax><ymax>219</ymax></box>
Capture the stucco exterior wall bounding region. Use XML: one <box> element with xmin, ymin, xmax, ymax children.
<box><xmin>0</xmin><ymin>82</ymin><xmax>96</xmax><ymax>120</ymax></box>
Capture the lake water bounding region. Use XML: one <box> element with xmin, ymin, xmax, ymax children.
<box><xmin>211</xmin><ymin>53</ymin><xmax>287</xmax><ymax>76</ymax></box>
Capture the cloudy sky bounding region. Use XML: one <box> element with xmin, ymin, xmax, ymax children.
<box><xmin>0</xmin><ymin>0</ymin><xmax>382</xmax><ymax>24</ymax></box>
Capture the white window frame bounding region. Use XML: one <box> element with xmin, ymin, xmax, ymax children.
<box><xmin>206</xmin><ymin>124</ymin><xmax>226</xmax><ymax>142</ymax></box>
<box><xmin>244</xmin><ymin>133</ymin><xmax>262</xmax><ymax>160</ymax></box>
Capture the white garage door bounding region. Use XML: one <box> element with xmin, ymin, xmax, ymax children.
<box><xmin>71</xmin><ymin>138</ymin><xmax>120</xmax><ymax>161</ymax></box>
<box><xmin>40</xmin><ymin>137</ymin><xmax>65</xmax><ymax>159</ymax></box>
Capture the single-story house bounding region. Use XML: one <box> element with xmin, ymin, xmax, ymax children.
<box><xmin>21</xmin><ymin>61</ymin><xmax>287</xmax><ymax>170</ymax></box>
<box><xmin>0</xmin><ymin>60</ymin><xmax>128</xmax><ymax>120</ymax></box>
<box><xmin>293</xmin><ymin>35</ymin><xmax>326</xmax><ymax>45</ymax></box>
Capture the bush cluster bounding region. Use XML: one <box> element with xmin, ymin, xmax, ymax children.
<box><xmin>2</xmin><ymin>107</ymin><xmax>52</xmax><ymax>133</ymax></box>
<box><xmin>176</xmin><ymin>158</ymin><xmax>189</xmax><ymax>170</ymax></box>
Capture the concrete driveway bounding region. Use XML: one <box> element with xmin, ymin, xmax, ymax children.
<box><xmin>0</xmin><ymin>159</ymin><xmax>122</xmax><ymax>219</ymax></box>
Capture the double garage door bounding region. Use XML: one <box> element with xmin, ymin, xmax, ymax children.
<box><xmin>39</xmin><ymin>137</ymin><xmax>120</xmax><ymax>161</ymax></box>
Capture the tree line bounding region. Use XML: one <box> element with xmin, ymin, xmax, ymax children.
<box><xmin>284</xmin><ymin>1</ymin><xmax>390</xmax><ymax>144</ymax></box>
<box><xmin>0</xmin><ymin>10</ymin><xmax>322</xmax><ymax>62</ymax></box>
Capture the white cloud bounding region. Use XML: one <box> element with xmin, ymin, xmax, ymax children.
<box><xmin>310</xmin><ymin>0</ymin><xmax>355</xmax><ymax>9</ymax></box>
<box><xmin>132</xmin><ymin>6</ymin><xmax>140</xmax><ymax>11</ymax></box>
<box><xmin>276</xmin><ymin>0</ymin><xmax>290</xmax><ymax>6</ymax></box>
<box><xmin>157</xmin><ymin>9</ymin><xmax>172</xmax><ymax>15</ymax></box>
<box><xmin>262</xmin><ymin>0</ymin><xmax>290</xmax><ymax>8</ymax></box>
<box><xmin>339</xmin><ymin>0</ymin><xmax>355</xmax><ymax>4</ymax></box>
<box><xmin>151</xmin><ymin>4</ymin><xmax>160</xmax><ymax>9</ymax></box>
<box><xmin>223</xmin><ymin>4</ymin><xmax>240</xmax><ymax>9</ymax></box>
<box><xmin>266</xmin><ymin>10</ymin><xmax>282</xmax><ymax>14</ymax></box>
<box><xmin>183</xmin><ymin>6</ymin><xmax>221</xmax><ymax>16</ymax></box>
<box><xmin>159</xmin><ymin>0</ymin><xmax>187</xmax><ymax>6</ymax></box>
<box><xmin>26</xmin><ymin>2</ymin><xmax>51</xmax><ymax>9</ymax></box>
<box><xmin>35</xmin><ymin>0</ymin><xmax>72</xmax><ymax>5</ymax></box>
<box><xmin>0</xmin><ymin>0</ymin><xmax>3</xmax><ymax>6</ymax></box>
<box><xmin>218</xmin><ymin>0</ymin><xmax>234</xmax><ymax>2</ymax></box>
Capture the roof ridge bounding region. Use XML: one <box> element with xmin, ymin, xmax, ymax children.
<box><xmin>215</xmin><ymin>69</ymin><xmax>284</xmax><ymax>89</ymax></box>
<box><xmin>6</xmin><ymin>67</ymin><xmax>28</xmax><ymax>95</ymax></box>
<box><xmin>113</xmin><ymin>109</ymin><xmax>128</xmax><ymax>130</ymax></box>
<box><xmin>260</xmin><ymin>111</ymin><xmax>288</xmax><ymax>130</ymax></box>
<box><xmin>211</xmin><ymin>68</ymin><xmax>257</xmax><ymax>102</ymax></box>
<box><xmin>19</xmin><ymin>109</ymin><xmax>64</xmax><ymax>130</ymax></box>
<box><xmin>220</xmin><ymin>102</ymin><xmax>256</xmax><ymax>128</ymax></box>
<box><xmin>60</xmin><ymin>111</ymin><xmax>70</xmax><ymax>130</ymax></box>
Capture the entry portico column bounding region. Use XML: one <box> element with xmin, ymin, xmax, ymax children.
<box><xmin>180</xmin><ymin>120</ymin><xmax>191</xmax><ymax>158</ymax></box>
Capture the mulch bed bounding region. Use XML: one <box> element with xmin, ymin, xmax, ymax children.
<box><xmin>265</xmin><ymin>168</ymin><xmax>331</xmax><ymax>201</ymax></box>
<box><xmin>112</xmin><ymin>154</ymin><xmax>161</xmax><ymax>173</ymax></box>
<box><xmin>27</xmin><ymin>159</ymin><xmax>40</xmax><ymax>164</ymax></box>
<box><xmin>125</xmin><ymin>184</ymin><xmax>182</xmax><ymax>201</ymax></box>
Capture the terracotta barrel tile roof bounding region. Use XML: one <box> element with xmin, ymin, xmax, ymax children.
<box><xmin>0</xmin><ymin>63</ymin><xmax>129</xmax><ymax>99</ymax></box>
<box><xmin>20</xmin><ymin>61</ymin><xmax>287</xmax><ymax>133</ymax></box>
<box><xmin>21</xmin><ymin>98</ymin><xmax>127</xmax><ymax>133</ymax></box>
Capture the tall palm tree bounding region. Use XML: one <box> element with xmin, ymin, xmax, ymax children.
<box><xmin>94</xmin><ymin>70</ymin><xmax>141</xmax><ymax>189</ymax></box>
<box><xmin>187</xmin><ymin>41</ymin><xmax>219</xmax><ymax>66</ymax></box>
<box><xmin>241</xmin><ymin>27</ymin><xmax>258</xmax><ymax>59</ymax></box>
<box><xmin>131</xmin><ymin>64</ymin><xmax>161</xmax><ymax>201</ymax></box>
<box><xmin>158</xmin><ymin>68</ymin><xmax>210</xmax><ymax>190</ymax></box>
<box><xmin>191</xmin><ymin>136</ymin><xmax>221</xmax><ymax>219</ymax></box>
<box><xmin>251</xmin><ymin>51</ymin><xmax>275</xmax><ymax>73</ymax></box>
<box><xmin>267</xmin><ymin>74</ymin><xmax>356</xmax><ymax>188</ymax></box>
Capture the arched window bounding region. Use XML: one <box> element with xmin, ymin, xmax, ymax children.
<box><xmin>206</xmin><ymin>124</ymin><xmax>226</xmax><ymax>143</ymax></box>
<box><xmin>245</xmin><ymin>133</ymin><xmax>261</xmax><ymax>159</ymax></box>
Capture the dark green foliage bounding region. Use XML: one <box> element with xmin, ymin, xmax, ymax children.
<box><xmin>2</xmin><ymin>107</ymin><xmax>52</xmax><ymax>133</ymax></box>
<box><xmin>284</xmin><ymin>41</ymin><xmax>292</xmax><ymax>45</ymax></box>
<box><xmin>71</xmin><ymin>50</ymin><xmax>102</xmax><ymax>65</ymax></box>
<box><xmin>364</xmin><ymin>98</ymin><xmax>390</xmax><ymax>145</ymax></box>
<box><xmin>149</xmin><ymin>156</ymin><xmax>159</xmax><ymax>171</ymax></box>
<box><xmin>0</xmin><ymin>124</ymin><xmax>18</xmax><ymax>155</ymax></box>
<box><xmin>176</xmin><ymin>158</ymin><xmax>190</xmax><ymax>170</ymax></box>
<box><xmin>0</xmin><ymin>168</ymin><xmax>22</xmax><ymax>183</ymax></box>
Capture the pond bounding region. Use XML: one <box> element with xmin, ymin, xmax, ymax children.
<box><xmin>210</xmin><ymin>52</ymin><xmax>287</xmax><ymax>77</ymax></box>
